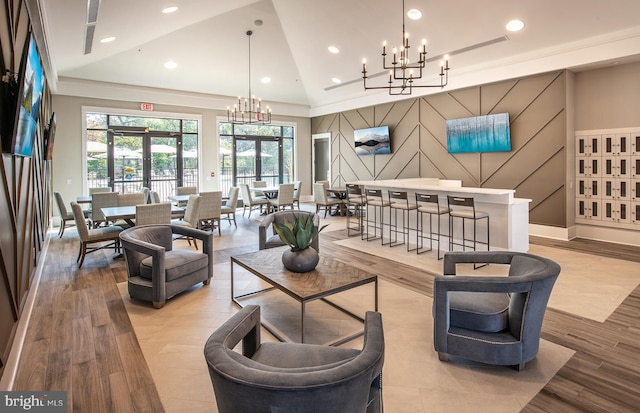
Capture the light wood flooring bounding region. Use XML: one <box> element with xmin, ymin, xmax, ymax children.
<box><xmin>10</xmin><ymin>211</ymin><xmax>640</xmax><ymax>412</ymax></box>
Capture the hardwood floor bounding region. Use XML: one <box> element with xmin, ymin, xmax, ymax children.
<box><xmin>10</xmin><ymin>214</ymin><xmax>640</xmax><ymax>412</ymax></box>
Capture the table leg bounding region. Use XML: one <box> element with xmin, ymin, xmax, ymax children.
<box><xmin>301</xmin><ymin>301</ymin><xmax>306</xmax><ymax>343</ymax></box>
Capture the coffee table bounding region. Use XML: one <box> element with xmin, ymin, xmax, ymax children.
<box><xmin>231</xmin><ymin>246</ymin><xmax>378</xmax><ymax>346</ymax></box>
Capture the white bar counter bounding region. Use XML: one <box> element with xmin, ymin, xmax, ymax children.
<box><xmin>355</xmin><ymin>178</ymin><xmax>531</xmax><ymax>252</ymax></box>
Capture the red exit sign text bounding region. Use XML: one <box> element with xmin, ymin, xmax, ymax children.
<box><xmin>140</xmin><ymin>103</ymin><xmax>154</xmax><ymax>111</ymax></box>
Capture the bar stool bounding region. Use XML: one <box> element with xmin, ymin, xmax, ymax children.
<box><xmin>346</xmin><ymin>184</ymin><xmax>366</xmax><ymax>238</ymax></box>
<box><xmin>388</xmin><ymin>190</ymin><xmax>418</xmax><ymax>251</ymax></box>
<box><xmin>415</xmin><ymin>193</ymin><xmax>450</xmax><ymax>259</ymax></box>
<box><xmin>447</xmin><ymin>195</ymin><xmax>489</xmax><ymax>267</ymax></box>
<box><xmin>364</xmin><ymin>188</ymin><xmax>390</xmax><ymax>243</ymax></box>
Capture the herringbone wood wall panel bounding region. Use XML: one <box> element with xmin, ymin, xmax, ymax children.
<box><xmin>0</xmin><ymin>0</ymin><xmax>51</xmax><ymax>375</ymax></box>
<box><xmin>312</xmin><ymin>70</ymin><xmax>567</xmax><ymax>228</ymax></box>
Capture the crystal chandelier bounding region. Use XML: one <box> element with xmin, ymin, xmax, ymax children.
<box><xmin>227</xmin><ymin>30</ymin><xmax>272</xmax><ymax>124</ymax></box>
<box><xmin>361</xmin><ymin>0</ymin><xmax>450</xmax><ymax>95</ymax></box>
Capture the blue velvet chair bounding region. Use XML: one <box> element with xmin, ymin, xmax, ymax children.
<box><xmin>204</xmin><ymin>305</ymin><xmax>384</xmax><ymax>413</ymax></box>
<box><xmin>119</xmin><ymin>224</ymin><xmax>213</xmax><ymax>308</ymax></box>
<box><xmin>433</xmin><ymin>251</ymin><xmax>560</xmax><ymax>370</ymax></box>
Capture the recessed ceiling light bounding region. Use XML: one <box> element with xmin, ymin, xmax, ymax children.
<box><xmin>328</xmin><ymin>46</ymin><xmax>340</xmax><ymax>54</ymax></box>
<box><xmin>407</xmin><ymin>9</ymin><xmax>422</xmax><ymax>20</ymax></box>
<box><xmin>162</xmin><ymin>6</ymin><xmax>178</xmax><ymax>14</ymax></box>
<box><xmin>100</xmin><ymin>36</ymin><xmax>116</xmax><ymax>43</ymax></box>
<box><xmin>164</xmin><ymin>61</ymin><xmax>177</xmax><ymax>69</ymax></box>
<box><xmin>261</xmin><ymin>77</ymin><xmax>271</xmax><ymax>84</ymax></box>
<box><xmin>506</xmin><ymin>19</ymin><xmax>524</xmax><ymax>32</ymax></box>
<box><xmin>331</xmin><ymin>78</ymin><xmax>341</xmax><ymax>84</ymax></box>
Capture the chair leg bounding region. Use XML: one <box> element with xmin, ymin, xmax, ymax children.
<box><xmin>58</xmin><ymin>219</ymin><xmax>65</xmax><ymax>238</ymax></box>
<box><xmin>78</xmin><ymin>244</ymin><xmax>87</xmax><ymax>268</ymax></box>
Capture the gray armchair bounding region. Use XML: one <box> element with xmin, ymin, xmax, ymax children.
<box><xmin>433</xmin><ymin>251</ymin><xmax>561</xmax><ymax>370</ymax></box>
<box><xmin>204</xmin><ymin>305</ymin><xmax>384</xmax><ymax>413</ymax></box>
<box><xmin>119</xmin><ymin>224</ymin><xmax>213</xmax><ymax>308</ymax></box>
<box><xmin>259</xmin><ymin>210</ymin><xmax>320</xmax><ymax>251</ymax></box>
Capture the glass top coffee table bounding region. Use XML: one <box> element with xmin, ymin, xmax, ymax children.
<box><xmin>231</xmin><ymin>246</ymin><xmax>378</xmax><ymax>346</ymax></box>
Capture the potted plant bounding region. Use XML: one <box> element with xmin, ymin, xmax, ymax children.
<box><xmin>273</xmin><ymin>214</ymin><xmax>328</xmax><ymax>272</ymax></box>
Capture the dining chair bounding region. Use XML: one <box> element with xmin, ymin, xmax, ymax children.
<box><xmin>140</xmin><ymin>186</ymin><xmax>151</xmax><ymax>204</ymax></box>
<box><xmin>117</xmin><ymin>192</ymin><xmax>145</xmax><ymax>206</ymax></box>
<box><xmin>251</xmin><ymin>180</ymin><xmax>267</xmax><ymax>198</ymax></box>
<box><xmin>269</xmin><ymin>183</ymin><xmax>295</xmax><ymax>212</ymax></box>
<box><xmin>149</xmin><ymin>191</ymin><xmax>161</xmax><ymax>204</ymax></box>
<box><xmin>198</xmin><ymin>191</ymin><xmax>223</xmax><ymax>235</ymax></box>
<box><xmin>55</xmin><ymin>191</ymin><xmax>90</xmax><ymax>238</ymax></box>
<box><xmin>135</xmin><ymin>202</ymin><xmax>172</xmax><ymax>226</ymax></box>
<box><xmin>239</xmin><ymin>184</ymin><xmax>269</xmax><ymax>218</ymax></box>
<box><xmin>292</xmin><ymin>180</ymin><xmax>302</xmax><ymax>209</ymax></box>
<box><xmin>89</xmin><ymin>187</ymin><xmax>112</xmax><ymax>195</ymax></box>
<box><xmin>313</xmin><ymin>183</ymin><xmax>343</xmax><ymax>218</ymax></box>
<box><xmin>71</xmin><ymin>202</ymin><xmax>123</xmax><ymax>268</ymax></box>
<box><xmin>176</xmin><ymin>186</ymin><xmax>197</xmax><ymax>207</ymax></box>
<box><xmin>221</xmin><ymin>187</ymin><xmax>239</xmax><ymax>227</ymax></box>
<box><xmin>172</xmin><ymin>194</ymin><xmax>201</xmax><ymax>249</ymax></box>
<box><xmin>115</xmin><ymin>192</ymin><xmax>146</xmax><ymax>228</ymax></box>
<box><xmin>91</xmin><ymin>191</ymin><xmax>119</xmax><ymax>228</ymax></box>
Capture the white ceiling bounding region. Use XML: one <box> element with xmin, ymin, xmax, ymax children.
<box><xmin>40</xmin><ymin>0</ymin><xmax>640</xmax><ymax>117</ymax></box>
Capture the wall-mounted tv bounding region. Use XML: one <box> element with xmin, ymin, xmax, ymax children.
<box><xmin>44</xmin><ymin>112</ymin><xmax>56</xmax><ymax>160</ymax></box>
<box><xmin>354</xmin><ymin>125</ymin><xmax>391</xmax><ymax>155</ymax></box>
<box><xmin>446</xmin><ymin>113</ymin><xmax>511</xmax><ymax>153</ymax></box>
<box><xmin>10</xmin><ymin>34</ymin><xmax>45</xmax><ymax>157</ymax></box>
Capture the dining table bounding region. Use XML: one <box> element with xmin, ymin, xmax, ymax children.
<box><xmin>327</xmin><ymin>187</ymin><xmax>348</xmax><ymax>216</ymax></box>
<box><xmin>76</xmin><ymin>196</ymin><xmax>92</xmax><ymax>204</ymax></box>
<box><xmin>253</xmin><ymin>187</ymin><xmax>279</xmax><ymax>214</ymax></box>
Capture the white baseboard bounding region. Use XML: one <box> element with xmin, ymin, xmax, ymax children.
<box><xmin>530</xmin><ymin>223</ymin><xmax>640</xmax><ymax>247</ymax></box>
<box><xmin>0</xmin><ymin>231</ymin><xmax>51</xmax><ymax>390</ymax></box>
<box><xmin>529</xmin><ymin>224</ymin><xmax>574</xmax><ymax>241</ymax></box>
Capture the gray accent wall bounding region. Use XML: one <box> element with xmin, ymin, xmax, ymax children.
<box><xmin>312</xmin><ymin>71</ymin><xmax>568</xmax><ymax>228</ymax></box>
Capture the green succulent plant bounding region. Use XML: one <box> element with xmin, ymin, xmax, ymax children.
<box><xmin>273</xmin><ymin>214</ymin><xmax>328</xmax><ymax>251</ymax></box>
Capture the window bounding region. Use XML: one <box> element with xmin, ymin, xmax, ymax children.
<box><xmin>85</xmin><ymin>112</ymin><xmax>199</xmax><ymax>201</ymax></box>
<box><xmin>219</xmin><ymin>123</ymin><xmax>294</xmax><ymax>195</ymax></box>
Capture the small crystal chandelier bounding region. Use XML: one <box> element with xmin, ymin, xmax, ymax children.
<box><xmin>227</xmin><ymin>30</ymin><xmax>272</xmax><ymax>124</ymax></box>
<box><xmin>361</xmin><ymin>0</ymin><xmax>450</xmax><ymax>95</ymax></box>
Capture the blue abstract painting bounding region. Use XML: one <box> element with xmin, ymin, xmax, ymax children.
<box><xmin>446</xmin><ymin>113</ymin><xmax>511</xmax><ymax>153</ymax></box>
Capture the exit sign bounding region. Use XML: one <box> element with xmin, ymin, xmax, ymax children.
<box><xmin>140</xmin><ymin>103</ymin><xmax>154</xmax><ymax>111</ymax></box>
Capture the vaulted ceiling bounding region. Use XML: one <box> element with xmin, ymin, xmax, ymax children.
<box><xmin>40</xmin><ymin>0</ymin><xmax>640</xmax><ymax>116</ymax></box>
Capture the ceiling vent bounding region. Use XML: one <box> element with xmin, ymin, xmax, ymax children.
<box><xmin>83</xmin><ymin>0</ymin><xmax>101</xmax><ymax>54</ymax></box>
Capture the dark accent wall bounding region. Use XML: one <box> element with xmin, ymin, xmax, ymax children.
<box><xmin>0</xmin><ymin>0</ymin><xmax>51</xmax><ymax>376</ymax></box>
<box><xmin>312</xmin><ymin>71</ymin><xmax>567</xmax><ymax>228</ymax></box>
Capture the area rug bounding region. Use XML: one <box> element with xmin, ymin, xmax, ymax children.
<box><xmin>333</xmin><ymin>237</ymin><xmax>640</xmax><ymax>323</ymax></box>
<box><xmin>120</xmin><ymin>259</ymin><xmax>574</xmax><ymax>413</ymax></box>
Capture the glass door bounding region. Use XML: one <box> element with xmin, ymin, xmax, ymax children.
<box><xmin>107</xmin><ymin>129</ymin><xmax>183</xmax><ymax>201</ymax></box>
<box><xmin>233</xmin><ymin>137</ymin><xmax>282</xmax><ymax>187</ymax></box>
<box><xmin>147</xmin><ymin>136</ymin><xmax>179</xmax><ymax>201</ymax></box>
<box><xmin>110</xmin><ymin>132</ymin><xmax>144</xmax><ymax>194</ymax></box>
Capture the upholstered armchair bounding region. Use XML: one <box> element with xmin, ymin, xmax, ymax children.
<box><xmin>119</xmin><ymin>224</ymin><xmax>213</xmax><ymax>308</ymax></box>
<box><xmin>433</xmin><ymin>251</ymin><xmax>561</xmax><ymax>370</ymax></box>
<box><xmin>259</xmin><ymin>210</ymin><xmax>320</xmax><ymax>252</ymax></box>
<box><xmin>204</xmin><ymin>305</ymin><xmax>384</xmax><ymax>413</ymax></box>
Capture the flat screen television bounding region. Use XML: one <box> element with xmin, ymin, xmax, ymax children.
<box><xmin>44</xmin><ymin>112</ymin><xmax>56</xmax><ymax>160</ymax></box>
<box><xmin>10</xmin><ymin>34</ymin><xmax>45</xmax><ymax>157</ymax></box>
<box><xmin>354</xmin><ymin>125</ymin><xmax>391</xmax><ymax>155</ymax></box>
<box><xmin>446</xmin><ymin>113</ymin><xmax>511</xmax><ymax>153</ymax></box>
